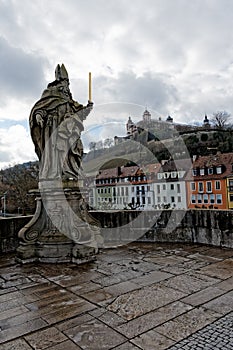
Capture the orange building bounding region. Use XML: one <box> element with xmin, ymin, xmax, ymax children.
<box><xmin>186</xmin><ymin>152</ymin><xmax>233</xmax><ymax>210</ymax></box>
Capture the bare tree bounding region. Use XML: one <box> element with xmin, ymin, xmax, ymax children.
<box><xmin>211</xmin><ymin>111</ymin><xmax>231</xmax><ymax>129</ymax></box>
<box><xmin>0</xmin><ymin>162</ymin><xmax>38</xmax><ymax>215</ymax></box>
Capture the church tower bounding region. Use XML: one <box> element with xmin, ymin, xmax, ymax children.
<box><xmin>142</xmin><ymin>109</ymin><xmax>151</xmax><ymax>125</ymax></box>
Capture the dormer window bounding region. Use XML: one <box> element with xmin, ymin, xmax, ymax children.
<box><xmin>192</xmin><ymin>169</ymin><xmax>198</xmax><ymax>176</ymax></box>
<box><xmin>200</xmin><ymin>168</ymin><xmax>205</xmax><ymax>176</ymax></box>
<box><xmin>208</xmin><ymin>168</ymin><xmax>213</xmax><ymax>175</ymax></box>
<box><xmin>216</xmin><ymin>166</ymin><xmax>222</xmax><ymax>174</ymax></box>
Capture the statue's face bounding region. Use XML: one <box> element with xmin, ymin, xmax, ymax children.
<box><xmin>58</xmin><ymin>80</ymin><xmax>72</xmax><ymax>99</ymax></box>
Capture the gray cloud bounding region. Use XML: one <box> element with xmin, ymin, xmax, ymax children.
<box><xmin>0</xmin><ymin>37</ymin><xmax>48</xmax><ymax>104</ymax></box>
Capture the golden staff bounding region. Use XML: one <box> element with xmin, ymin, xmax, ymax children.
<box><xmin>89</xmin><ymin>72</ymin><xmax>92</xmax><ymax>101</ymax></box>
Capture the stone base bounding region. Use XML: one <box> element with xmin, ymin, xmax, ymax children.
<box><xmin>16</xmin><ymin>185</ymin><xmax>100</xmax><ymax>265</ymax></box>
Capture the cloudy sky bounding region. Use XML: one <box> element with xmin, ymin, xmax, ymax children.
<box><xmin>1</xmin><ymin>0</ymin><xmax>233</xmax><ymax>169</ymax></box>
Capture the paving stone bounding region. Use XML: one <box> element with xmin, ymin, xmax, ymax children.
<box><xmin>64</xmin><ymin>318</ymin><xmax>126</xmax><ymax>349</ymax></box>
<box><xmin>144</xmin><ymin>254</ymin><xmax>190</xmax><ymax>266</ymax></box>
<box><xmin>162</xmin><ymin>273</ymin><xmax>220</xmax><ymax>294</ymax></box>
<box><xmin>162</xmin><ymin>260</ymin><xmax>209</xmax><ymax>275</ymax></box>
<box><xmin>82</xmin><ymin>288</ymin><xmax>114</xmax><ymax>304</ymax></box>
<box><xmin>0</xmin><ymin>291</ymin><xmax>22</xmax><ymax>303</ymax></box>
<box><xmin>47</xmin><ymin>340</ymin><xmax>82</xmax><ymax>349</ymax></box>
<box><xmin>215</xmin><ymin>276</ymin><xmax>233</xmax><ymax>291</ymax></box>
<box><xmin>68</xmin><ymin>281</ymin><xmax>102</xmax><ymax>295</ymax></box>
<box><xmin>131</xmin><ymin>270</ymin><xmax>173</xmax><ymax>286</ymax></box>
<box><xmin>0</xmin><ymin>305</ymin><xmax>29</xmax><ymax>322</ymax></box>
<box><xmin>198</xmin><ymin>260</ymin><xmax>233</xmax><ymax>279</ymax></box>
<box><xmin>20</xmin><ymin>282</ymin><xmax>56</xmax><ymax>295</ymax></box>
<box><xmin>25</xmin><ymin>327</ymin><xmax>67</xmax><ymax>349</ymax></box>
<box><xmin>116</xmin><ymin>301</ymin><xmax>192</xmax><ymax>338</ymax></box>
<box><xmin>107</xmin><ymin>284</ymin><xmax>186</xmax><ymax>321</ymax></box>
<box><xmin>155</xmin><ymin>307</ymin><xmax>221</xmax><ymax>342</ymax></box>
<box><xmin>46</xmin><ymin>340</ymin><xmax>82</xmax><ymax>349</ymax></box>
<box><xmin>0</xmin><ymin>338</ymin><xmax>33</xmax><ymax>350</ymax></box>
<box><xmin>112</xmin><ymin>342</ymin><xmax>141</xmax><ymax>349</ymax></box>
<box><xmin>0</xmin><ymin>310</ymin><xmax>46</xmax><ymax>330</ymax></box>
<box><xmin>95</xmin><ymin>310</ymin><xmax>126</xmax><ymax>328</ymax></box>
<box><xmin>57</xmin><ymin>314</ymin><xmax>94</xmax><ymax>331</ymax></box>
<box><xmin>0</xmin><ymin>318</ymin><xmax>47</xmax><ymax>343</ymax></box>
<box><xmin>0</xmin><ymin>287</ymin><xmax>17</xmax><ymax>295</ymax></box>
<box><xmin>181</xmin><ymin>286</ymin><xmax>225</xmax><ymax>306</ymax></box>
<box><xmin>103</xmin><ymin>280</ymin><xmax>140</xmax><ymax>296</ymax></box>
<box><xmin>203</xmin><ymin>291</ymin><xmax>233</xmax><ymax>314</ymax></box>
<box><xmin>41</xmin><ymin>299</ymin><xmax>96</xmax><ymax>324</ymax></box>
<box><xmin>131</xmin><ymin>329</ymin><xmax>175</xmax><ymax>350</ymax></box>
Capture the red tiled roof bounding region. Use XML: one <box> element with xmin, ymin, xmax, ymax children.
<box><xmin>186</xmin><ymin>152</ymin><xmax>233</xmax><ymax>181</ymax></box>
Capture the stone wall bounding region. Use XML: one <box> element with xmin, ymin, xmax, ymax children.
<box><xmin>0</xmin><ymin>216</ymin><xmax>32</xmax><ymax>254</ymax></box>
<box><xmin>91</xmin><ymin>210</ymin><xmax>233</xmax><ymax>248</ymax></box>
<box><xmin>1</xmin><ymin>210</ymin><xmax>233</xmax><ymax>254</ymax></box>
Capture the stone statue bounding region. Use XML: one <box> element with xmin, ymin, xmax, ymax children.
<box><xmin>16</xmin><ymin>64</ymin><xmax>102</xmax><ymax>265</ymax></box>
<box><xmin>29</xmin><ymin>63</ymin><xmax>93</xmax><ymax>180</ymax></box>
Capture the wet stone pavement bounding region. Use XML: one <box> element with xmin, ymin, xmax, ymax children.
<box><xmin>0</xmin><ymin>243</ymin><xmax>232</xmax><ymax>349</ymax></box>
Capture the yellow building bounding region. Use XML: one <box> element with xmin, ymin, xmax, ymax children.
<box><xmin>227</xmin><ymin>176</ymin><xmax>233</xmax><ymax>209</ymax></box>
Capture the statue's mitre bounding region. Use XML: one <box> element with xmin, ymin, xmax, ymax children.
<box><xmin>55</xmin><ymin>63</ymin><xmax>69</xmax><ymax>81</ymax></box>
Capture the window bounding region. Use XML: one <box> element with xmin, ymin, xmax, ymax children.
<box><xmin>148</xmin><ymin>197</ymin><xmax>151</xmax><ymax>204</ymax></box>
<box><xmin>230</xmin><ymin>194</ymin><xmax>233</xmax><ymax>202</ymax></box>
<box><xmin>157</xmin><ymin>196</ymin><xmax>161</xmax><ymax>203</ymax></box>
<box><xmin>132</xmin><ymin>187</ymin><xmax>134</xmax><ymax>192</ymax></box>
<box><xmin>215</xmin><ymin>181</ymin><xmax>221</xmax><ymax>190</ymax></box>
<box><xmin>197</xmin><ymin>194</ymin><xmax>202</xmax><ymax>203</ymax></box>
<box><xmin>208</xmin><ymin>167</ymin><xmax>213</xmax><ymax>175</ymax></box>
<box><xmin>200</xmin><ymin>168</ymin><xmax>205</xmax><ymax>176</ymax></box>
<box><xmin>108</xmin><ymin>188</ymin><xmax>111</xmax><ymax>193</ymax></box>
<box><xmin>203</xmin><ymin>194</ymin><xmax>208</xmax><ymax>204</ymax></box>
<box><xmin>171</xmin><ymin>196</ymin><xmax>175</xmax><ymax>203</ymax></box>
<box><xmin>216</xmin><ymin>194</ymin><xmax>222</xmax><ymax>204</ymax></box>
<box><xmin>170</xmin><ymin>184</ymin><xmax>174</xmax><ymax>190</ymax></box>
<box><xmin>190</xmin><ymin>182</ymin><xmax>196</xmax><ymax>191</ymax></box>
<box><xmin>97</xmin><ymin>189</ymin><xmax>100</xmax><ymax>193</ymax></box>
<box><xmin>198</xmin><ymin>182</ymin><xmax>204</xmax><ymax>192</ymax></box>
<box><xmin>178</xmin><ymin>196</ymin><xmax>181</xmax><ymax>203</ymax></box>
<box><xmin>147</xmin><ymin>185</ymin><xmax>150</xmax><ymax>191</ymax></box>
<box><xmin>162</xmin><ymin>184</ymin><xmax>166</xmax><ymax>190</ymax></box>
<box><xmin>210</xmin><ymin>194</ymin><xmax>215</xmax><ymax>204</ymax></box>
<box><xmin>125</xmin><ymin>187</ymin><xmax>128</xmax><ymax>196</ymax></box>
<box><xmin>216</xmin><ymin>166</ymin><xmax>222</xmax><ymax>174</ymax></box>
<box><xmin>192</xmin><ymin>169</ymin><xmax>198</xmax><ymax>176</ymax></box>
<box><xmin>207</xmin><ymin>182</ymin><xmax>212</xmax><ymax>192</ymax></box>
<box><xmin>177</xmin><ymin>184</ymin><xmax>181</xmax><ymax>193</ymax></box>
<box><xmin>157</xmin><ymin>185</ymin><xmax>160</xmax><ymax>194</ymax></box>
<box><xmin>171</xmin><ymin>172</ymin><xmax>177</xmax><ymax>178</ymax></box>
<box><xmin>121</xmin><ymin>187</ymin><xmax>124</xmax><ymax>196</ymax></box>
<box><xmin>163</xmin><ymin>196</ymin><xmax>167</xmax><ymax>202</ymax></box>
<box><xmin>191</xmin><ymin>195</ymin><xmax>196</xmax><ymax>204</ymax></box>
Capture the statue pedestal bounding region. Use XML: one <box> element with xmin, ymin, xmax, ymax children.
<box><xmin>16</xmin><ymin>183</ymin><xmax>102</xmax><ymax>264</ymax></box>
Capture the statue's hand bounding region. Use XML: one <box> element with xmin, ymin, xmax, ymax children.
<box><xmin>36</xmin><ymin>114</ymin><xmax>44</xmax><ymax>127</ymax></box>
<box><xmin>87</xmin><ymin>101</ymin><xmax>94</xmax><ymax>109</ymax></box>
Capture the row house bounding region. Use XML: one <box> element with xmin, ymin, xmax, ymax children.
<box><xmin>93</xmin><ymin>164</ymin><xmax>161</xmax><ymax>210</ymax></box>
<box><xmin>154</xmin><ymin>159</ymin><xmax>191</xmax><ymax>209</ymax></box>
<box><xmin>186</xmin><ymin>152</ymin><xmax>233</xmax><ymax>210</ymax></box>
<box><xmin>91</xmin><ymin>160</ymin><xmax>190</xmax><ymax>210</ymax></box>
<box><xmin>89</xmin><ymin>152</ymin><xmax>233</xmax><ymax>210</ymax></box>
